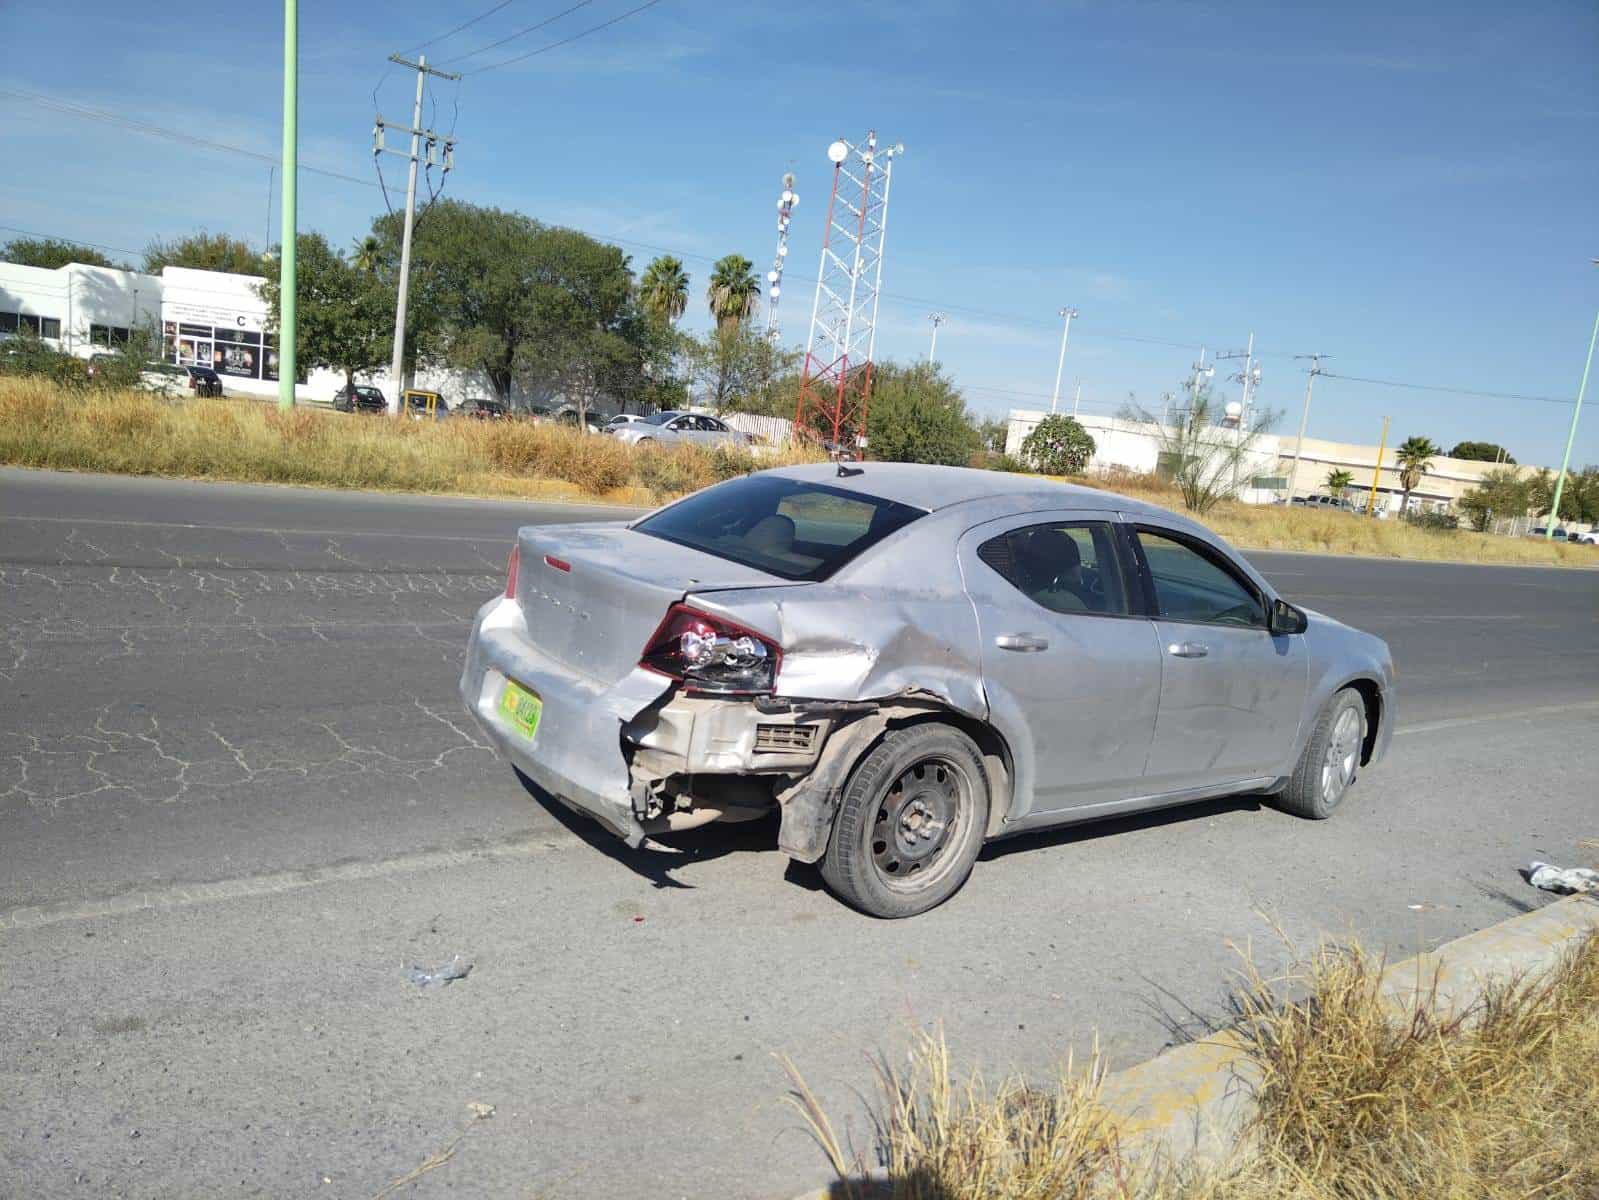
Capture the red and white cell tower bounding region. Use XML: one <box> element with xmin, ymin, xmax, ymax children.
<box><xmin>794</xmin><ymin>131</ymin><xmax>903</xmax><ymax>456</ymax></box>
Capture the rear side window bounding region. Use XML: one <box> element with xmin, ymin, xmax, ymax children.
<box><xmin>636</xmin><ymin>475</ymin><xmax>924</xmax><ymax>581</ymax></box>
<box><xmin>977</xmin><ymin>521</ymin><xmax>1128</xmax><ymax>616</ymax></box>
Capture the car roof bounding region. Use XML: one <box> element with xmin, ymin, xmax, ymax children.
<box><xmin>761</xmin><ymin>461</ymin><xmax>1173</xmax><ymax>518</ymax></box>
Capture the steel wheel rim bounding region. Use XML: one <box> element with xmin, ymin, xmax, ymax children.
<box><xmin>870</xmin><ymin>755</ymin><xmax>972</xmax><ymax>892</ymax></box>
<box><xmin>1321</xmin><ymin>706</ymin><xmax>1362</xmax><ymax>806</ymax></box>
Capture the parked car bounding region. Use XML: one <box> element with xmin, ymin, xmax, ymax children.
<box><xmin>457</xmin><ymin>397</ymin><xmax>508</xmax><ymax>420</ymax></box>
<box><xmin>1529</xmin><ymin>527</ymin><xmax>1569</xmax><ymax>541</ymax></box>
<box><xmin>402</xmin><ymin>389</ymin><xmax>449</xmax><ymax>420</ymax></box>
<box><xmin>333</xmin><ymin>384</ymin><xmax>387</xmax><ymax>414</ymax></box>
<box><xmin>138</xmin><ymin>363</ymin><xmax>187</xmax><ymax>396</ymax></box>
<box><xmin>605</xmin><ymin>413</ymin><xmax>648</xmax><ymax>432</ymax></box>
<box><xmin>462</xmin><ymin>464</ymin><xmax>1395</xmax><ymax>918</ymax></box>
<box><xmin>608</xmin><ymin>409</ymin><xmax>754</xmax><ymax>449</ymax></box>
<box><xmin>549</xmin><ymin>406</ymin><xmax>608</xmax><ymax>432</ymax></box>
<box><xmin>1574</xmin><ymin>529</ymin><xmax>1599</xmax><ymax>546</ymax></box>
<box><xmin>184</xmin><ymin>366</ymin><xmax>223</xmax><ymax>397</ymax></box>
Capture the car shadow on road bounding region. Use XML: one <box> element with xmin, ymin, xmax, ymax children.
<box><xmin>513</xmin><ymin>768</ymin><xmax>784</xmax><ymax>890</ymax></box>
<box><xmin>976</xmin><ymin>793</ymin><xmax>1265</xmax><ymax>863</ymax></box>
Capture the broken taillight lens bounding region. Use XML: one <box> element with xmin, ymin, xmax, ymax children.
<box><xmin>504</xmin><ymin>544</ymin><xmax>520</xmax><ymax>600</ymax></box>
<box><xmin>639</xmin><ymin>603</ymin><xmax>780</xmax><ymax>695</ymax></box>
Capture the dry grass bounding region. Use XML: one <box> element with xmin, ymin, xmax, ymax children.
<box><xmin>0</xmin><ymin>378</ymin><xmax>817</xmax><ymax>505</ymax></box>
<box><xmin>786</xmin><ymin>929</ymin><xmax>1599</xmax><ymax>1200</ymax></box>
<box><xmin>0</xmin><ymin>379</ymin><xmax>1590</xmax><ymax>566</ymax></box>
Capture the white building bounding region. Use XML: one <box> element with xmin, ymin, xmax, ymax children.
<box><xmin>0</xmin><ymin>257</ymin><xmax>490</xmax><ymax>405</ymax></box>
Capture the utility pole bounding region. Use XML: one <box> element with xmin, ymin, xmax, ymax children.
<box><xmin>927</xmin><ymin>312</ymin><xmax>946</xmax><ymax>366</ymax></box>
<box><xmin>1288</xmin><ymin>353</ymin><xmax>1331</xmax><ymax>502</ymax></box>
<box><xmin>1545</xmin><ymin>259</ymin><xmax>1599</xmax><ymax>538</ymax></box>
<box><xmin>376</xmin><ymin>53</ymin><xmax>459</xmax><ymax>415</ymax></box>
<box><xmin>1367</xmin><ymin>415</ymin><xmax>1391</xmax><ymax>518</ymax></box>
<box><xmin>1071</xmin><ymin>378</ymin><xmax>1082</xmax><ymax>418</ymax></box>
<box><xmin>1217</xmin><ymin>333</ymin><xmax>1259</xmax><ymax>495</ymax></box>
<box><xmin>278</xmin><ymin>0</ymin><xmax>297</xmax><ymax>410</ymax></box>
<box><xmin>1050</xmin><ymin>307</ymin><xmax>1078</xmax><ymax>413</ymax></box>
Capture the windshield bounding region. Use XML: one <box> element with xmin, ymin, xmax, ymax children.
<box><xmin>635</xmin><ymin>475</ymin><xmax>925</xmax><ymax>581</ymax></box>
<box><xmin>642</xmin><ymin>411</ymin><xmax>677</xmax><ymax>426</ymax></box>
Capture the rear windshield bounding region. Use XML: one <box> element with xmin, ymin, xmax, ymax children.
<box><xmin>635</xmin><ymin>475</ymin><xmax>925</xmax><ymax>581</ymax></box>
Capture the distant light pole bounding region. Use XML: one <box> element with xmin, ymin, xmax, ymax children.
<box><xmin>927</xmin><ymin>312</ymin><xmax>946</xmax><ymax>366</ymax></box>
<box><xmin>1545</xmin><ymin>259</ymin><xmax>1599</xmax><ymax>538</ymax></box>
<box><xmin>1071</xmin><ymin>378</ymin><xmax>1082</xmax><ymax>418</ymax></box>
<box><xmin>278</xmin><ymin>0</ymin><xmax>297</xmax><ymax>410</ymax></box>
<box><xmin>1050</xmin><ymin>306</ymin><xmax>1078</xmax><ymax>413</ymax></box>
<box><xmin>1288</xmin><ymin>352</ymin><xmax>1331</xmax><ymax>501</ymax></box>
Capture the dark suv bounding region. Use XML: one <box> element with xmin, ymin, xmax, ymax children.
<box><xmin>185</xmin><ymin>366</ymin><xmax>223</xmax><ymax>397</ymax></box>
<box><xmin>333</xmin><ymin>384</ymin><xmax>387</xmax><ymax>414</ymax></box>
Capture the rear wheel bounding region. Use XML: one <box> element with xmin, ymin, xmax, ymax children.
<box><xmin>819</xmin><ymin>724</ymin><xmax>989</xmax><ymax>918</ymax></box>
<box><xmin>1274</xmin><ymin>687</ymin><xmax>1366</xmax><ymax>819</ymax></box>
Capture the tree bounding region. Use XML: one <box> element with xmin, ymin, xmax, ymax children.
<box><xmin>976</xmin><ymin>416</ymin><xmax>1009</xmax><ymax>454</ymax></box>
<box><xmin>706</xmin><ymin>254</ymin><xmax>760</xmax><ymax>330</ymax></box>
<box><xmin>2</xmin><ymin>236</ymin><xmax>122</xmax><ymax>270</ymax></box>
<box><xmin>143</xmin><ymin>232</ymin><xmax>264</xmax><ymax>276</ymax></box>
<box><xmin>350</xmin><ymin>235</ymin><xmax>383</xmax><ymax>275</ymax></box>
<box><xmin>865</xmin><ymin>363</ymin><xmax>982</xmax><ymax>466</ymax></box>
<box><xmin>1021</xmin><ymin>413</ymin><xmax>1097</xmax><ymax>475</ymax></box>
<box><xmin>1325</xmin><ymin>468</ymin><xmax>1354</xmax><ymax>500</ymax></box>
<box><xmin>257</xmin><ymin>233</ymin><xmax>391</xmax><ymax>391</ymax></box>
<box><xmin>1448</xmin><ymin>440</ymin><xmax>1515</xmax><ymax>464</ymax></box>
<box><xmin>1456</xmin><ymin>467</ymin><xmax>1530</xmax><ymax>532</ymax></box>
<box><xmin>687</xmin><ymin>324</ymin><xmax>797</xmax><ymax>413</ymax></box>
<box><xmin>1127</xmin><ymin>386</ymin><xmax>1276</xmax><ymax>514</ymax></box>
<box><xmin>1526</xmin><ymin>467</ymin><xmax>1582</xmax><ymax>523</ymax></box>
<box><xmin>639</xmin><ymin>255</ymin><xmax>689</xmax><ymax>327</ymax></box>
<box><xmin>1394</xmin><ymin>436</ymin><xmax>1439</xmax><ymax>513</ymax></box>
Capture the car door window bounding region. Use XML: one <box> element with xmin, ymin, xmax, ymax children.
<box><xmin>976</xmin><ymin>522</ymin><xmax>1128</xmax><ymax>616</ymax></box>
<box><xmin>1136</xmin><ymin>529</ymin><xmax>1265</xmax><ymax>627</ymax></box>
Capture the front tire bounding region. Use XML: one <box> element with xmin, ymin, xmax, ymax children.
<box><xmin>819</xmin><ymin>724</ymin><xmax>989</xmax><ymax>918</ymax></box>
<box><xmin>1275</xmin><ymin>687</ymin><xmax>1366</xmax><ymax>819</ymax></box>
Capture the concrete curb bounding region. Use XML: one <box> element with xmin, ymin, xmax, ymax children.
<box><xmin>786</xmin><ymin>894</ymin><xmax>1599</xmax><ymax>1199</ymax></box>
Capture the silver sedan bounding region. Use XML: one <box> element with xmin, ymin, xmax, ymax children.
<box><xmin>608</xmin><ymin>410</ymin><xmax>753</xmax><ymax>449</ymax></box>
<box><xmin>461</xmin><ymin>464</ymin><xmax>1395</xmax><ymax>918</ymax></box>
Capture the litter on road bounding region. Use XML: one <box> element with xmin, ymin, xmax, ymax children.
<box><xmin>1526</xmin><ymin>861</ymin><xmax>1599</xmax><ymax>895</ymax></box>
<box><xmin>404</xmin><ymin>957</ymin><xmax>473</xmax><ymax>987</ymax></box>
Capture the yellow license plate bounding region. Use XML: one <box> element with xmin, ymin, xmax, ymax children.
<box><xmin>498</xmin><ymin>678</ymin><xmax>543</xmax><ymax>742</ymax></box>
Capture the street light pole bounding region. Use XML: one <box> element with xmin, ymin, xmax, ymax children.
<box><xmin>277</xmin><ymin>0</ymin><xmax>297</xmax><ymax>411</ymax></box>
<box><xmin>1545</xmin><ymin>260</ymin><xmax>1599</xmax><ymax>538</ymax></box>
<box><xmin>927</xmin><ymin>312</ymin><xmax>946</xmax><ymax>366</ymax></box>
<box><xmin>1050</xmin><ymin>306</ymin><xmax>1078</xmax><ymax>413</ymax></box>
<box><xmin>1288</xmin><ymin>352</ymin><xmax>1330</xmax><ymax>501</ymax></box>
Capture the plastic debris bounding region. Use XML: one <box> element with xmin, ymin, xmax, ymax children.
<box><xmin>405</xmin><ymin>957</ymin><xmax>473</xmax><ymax>987</ymax></box>
<box><xmin>1526</xmin><ymin>862</ymin><xmax>1599</xmax><ymax>895</ymax></box>
<box><xmin>466</xmin><ymin>1102</ymin><xmax>495</xmax><ymax>1120</ymax></box>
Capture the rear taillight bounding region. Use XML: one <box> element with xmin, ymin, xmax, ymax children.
<box><xmin>504</xmin><ymin>544</ymin><xmax>520</xmax><ymax>599</ymax></box>
<box><xmin>639</xmin><ymin>603</ymin><xmax>780</xmax><ymax>695</ymax></box>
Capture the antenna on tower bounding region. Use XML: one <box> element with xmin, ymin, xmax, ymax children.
<box><xmin>764</xmin><ymin>172</ymin><xmax>798</xmax><ymax>341</ymax></box>
<box><xmin>794</xmin><ymin>131</ymin><xmax>904</xmax><ymax>460</ymax></box>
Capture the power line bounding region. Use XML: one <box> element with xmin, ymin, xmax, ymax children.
<box><xmin>463</xmin><ymin>0</ymin><xmax>665</xmax><ymax>75</ymax></box>
<box><xmin>1320</xmin><ymin>371</ymin><xmax>1573</xmax><ymax>406</ymax></box>
<box><xmin>0</xmin><ymin>88</ymin><xmax>378</xmax><ymax>189</ymax></box>
<box><xmin>437</xmin><ymin>0</ymin><xmax>597</xmax><ymax>64</ymax></box>
<box><xmin>399</xmin><ymin>0</ymin><xmax>528</xmax><ymax>57</ymax></box>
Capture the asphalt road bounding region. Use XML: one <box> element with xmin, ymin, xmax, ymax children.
<box><xmin>2</xmin><ymin>467</ymin><xmax>1596</xmax><ymax>1199</ymax></box>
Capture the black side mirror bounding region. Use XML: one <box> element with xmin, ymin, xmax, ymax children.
<box><xmin>1269</xmin><ymin>598</ymin><xmax>1309</xmax><ymax>635</ymax></box>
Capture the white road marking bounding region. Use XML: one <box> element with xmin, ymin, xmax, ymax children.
<box><xmin>1396</xmin><ymin>700</ymin><xmax>1599</xmax><ymax>738</ymax></box>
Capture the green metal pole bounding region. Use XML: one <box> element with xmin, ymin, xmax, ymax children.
<box><xmin>277</xmin><ymin>0</ymin><xmax>297</xmax><ymax>410</ymax></box>
<box><xmin>1545</xmin><ymin>305</ymin><xmax>1598</xmax><ymax>537</ymax></box>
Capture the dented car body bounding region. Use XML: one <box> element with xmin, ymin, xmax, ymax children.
<box><xmin>461</xmin><ymin>463</ymin><xmax>1396</xmax><ymax>916</ymax></box>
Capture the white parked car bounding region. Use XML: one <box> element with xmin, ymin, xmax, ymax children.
<box><xmin>608</xmin><ymin>410</ymin><xmax>754</xmax><ymax>450</ymax></box>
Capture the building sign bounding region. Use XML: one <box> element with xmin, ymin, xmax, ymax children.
<box><xmin>165</xmin><ymin>319</ymin><xmax>278</xmax><ymax>381</ymax></box>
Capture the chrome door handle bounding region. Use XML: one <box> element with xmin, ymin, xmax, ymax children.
<box><xmin>995</xmin><ymin>633</ymin><xmax>1049</xmax><ymax>652</ymax></box>
<box><xmin>1167</xmin><ymin>641</ymin><xmax>1209</xmax><ymax>658</ymax></box>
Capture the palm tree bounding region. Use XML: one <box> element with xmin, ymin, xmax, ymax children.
<box><xmin>351</xmin><ymin>235</ymin><xmax>383</xmax><ymax>275</ymax></box>
<box><xmin>1325</xmin><ymin>468</ymin><xmax>1354</xmax><ymax>501</ymax></box>
<box><xmin>639</xmin><ymin>255</ymin><xmax>689</xmax><ymax>326</ymax></box>
<box><xmin>1394</xmin><ymin>436</ymin><xmax>1439</xmax><ymax>514</ymax></box>
<box><xmin>706</xmin><ymin>254</ymin><xmax>760</xmax><ymax>330</ymax></box>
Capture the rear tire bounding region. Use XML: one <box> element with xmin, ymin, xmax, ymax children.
<box><xmin>1274</xmin><ymin>687</ymin><xmax>1366</xmax><ymax>820</ymax></box>
<box><xmin>819</xmin><ymin>724</ymin><xmax>989</xmax><ymax>918</ymax></box>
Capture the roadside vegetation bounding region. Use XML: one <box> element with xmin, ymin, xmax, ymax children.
<box><xmin>2</xmin><ymin>376</ymin><xmax>1592</xmax><ymax>565</ymax></box>
<box><xmin>786</xmin><ymin>928</ymin><xmax>1599</xmax><ymax>1199</ymax></box>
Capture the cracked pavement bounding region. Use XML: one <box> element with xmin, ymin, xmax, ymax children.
<box><xmin>1</xmin><ymin>467</ymin><xmax>1596</xmax><ymax>1198</ymax></box>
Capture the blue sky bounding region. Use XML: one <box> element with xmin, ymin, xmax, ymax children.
<box><xmin>2</xmin><ymin>0</ymin><xmax>1596</xmax><ymax>465</ymax></box>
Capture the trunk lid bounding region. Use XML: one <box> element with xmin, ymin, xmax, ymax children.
<box><xmin>514</xmin><ymin>523</ymin><xmax>795</xmax><ymax>685</ymax></box>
